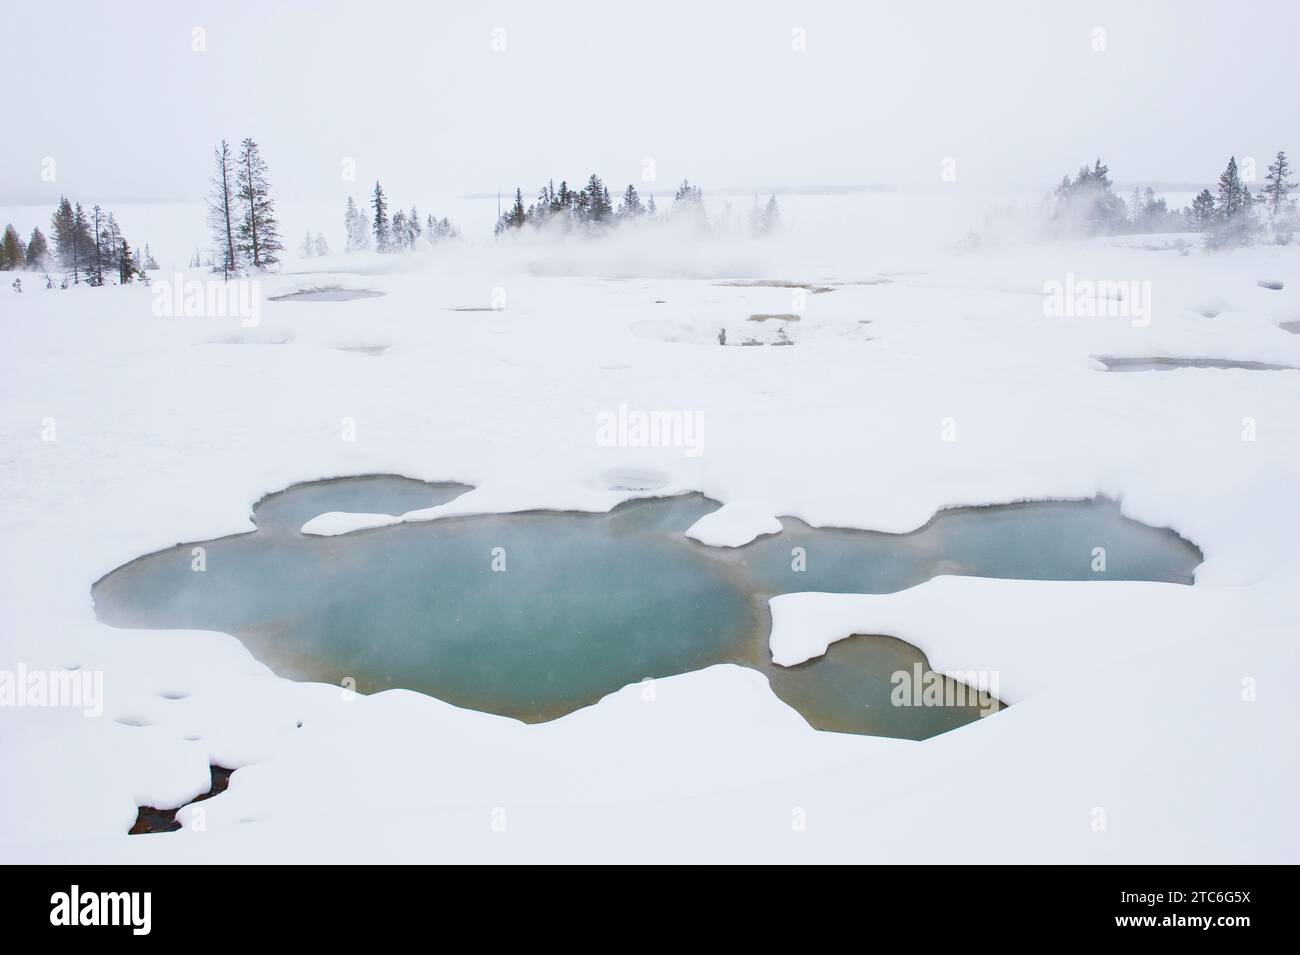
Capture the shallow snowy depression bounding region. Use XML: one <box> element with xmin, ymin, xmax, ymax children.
<box><xmin>3</xmin><ymin>191</ymin><xmax>1300</xmax><ymax>861</ymax></box>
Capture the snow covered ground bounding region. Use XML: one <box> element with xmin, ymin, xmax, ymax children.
<box><xmin>2</xmin><ymin>194</ymin><xmax>1299</xmax><ymax>862</ymax></box>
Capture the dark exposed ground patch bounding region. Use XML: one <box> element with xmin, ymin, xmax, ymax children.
<box><xmin>129</xmin><ymin>766</ymin><xmax>234</xmax><ymax>835</ymax></box>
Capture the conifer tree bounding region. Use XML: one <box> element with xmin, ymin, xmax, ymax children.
<box><xmin>509</xmin><ymin>188</ymin><xmax>526</xmax><ymax>228</ymax></box>
<box><xmin>207</xmin><ymin>140</ymin><xmax>240</xmax><ymax>278</ymax></box>
<box><xmin>50</xmin><ymin>197</ymin><xmax>91</xmax><ymax>282</ymax></box>
<box><xmin>371</xmin><ymin>182</ymin><xmax>390</xmax><ymax>251</ymax></box>
<box><xmin>1216</xmin><ymin>156</ymin><xmax>1248</xmax><ymax>218</ymax></box>
<box><xmin>1262</xmin><ymin>151</ymin><xmax>1295</xmax><ymax>218</ymax></box>
<box><xmin>118</xmin><ymin>238</ymin><xmax>137</xmax><ymax>284</ymax></box>
<box><xmin>1050</xmin><ymin>159</ymin><xmax>1126</xmax><ymax>235</ymax></box>
<box><xmin>24</xmin><ymin>227</ymin><xmax>50</xmax><ymax>269</ymax></box>
<box><xmin>672</xmin><ymin>179</ymin><xmax>705</xmax><ymax>228</ymax></box>
<box><xmin>50</xmin><ymin>198</ymin><xmax>75</xmax><ymax>272</ymax></box>
<box><xmin>583</xmin><ymin>174</ymin><xmax>612</xmax><ymax>222</ymax></box>
<box><xmin>71</xmin><ymin>203</ymin><xmax>91</xmax><ymax>280</ymax></box>
<box><xmin>103</xmin><ymin>212</ymin><xmax>123</xmax><ymax>273</ymax></box>
<box><xmin>235</xmin><ymin>138</ymin><xmax>282</xmax><ymax>268</ymax></box>
<box><xmin>673</xmin><ymin>179</ymin><xmax>703</xmax><ymax>205</ymax></box>
<box><xmin>344</xmin><ymin>196</ymin><xmax>370</xmax><ymax>252</ymax></box>
<box><xmin>619</xmin><ymin>184</ymin><xmax>643</xmax><ymax>218</ymax></box>
<box><xmin>408</xmin><ymin>206</ymin><xmax>421</xmax><ymax>246</ymax></box>
<box><xmin>0</xmin><ymin>224</ymin><xmax>23</xmax><ymax>270</ymax></box>
<box><xmin>1207</xmin><ymin>156</ymin><xmax>1260</xmax><ymax>249</ymax></box>
<box><xmin>532</xmin><ymin>186</ymin><xmax>553</xmax><ymax>224</ymax></box>
<box><xmin>85</xmin><ymin>205</ymin><xmax>106</xmax><ymax>286</ymax></box>
<box><xmin>763</xmin><ymin>195</ymin><xmax>781</xmax><ymax>233</ymax></box>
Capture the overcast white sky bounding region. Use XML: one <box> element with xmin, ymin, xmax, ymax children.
<box><xmin>2</xmin><ymin>0</ymin><xmax>1295</xmax><ymax>205</ymax></box>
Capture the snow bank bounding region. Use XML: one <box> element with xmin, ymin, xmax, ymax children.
<box><xmin>685</xmin><ymin>502</ymin><xmax>783</xmax><ymax>547</ymax></box>
<box><xmin>3</xmin><ymin>211</ymin><xmax>1299</xmax><ymax>862</ymax></box>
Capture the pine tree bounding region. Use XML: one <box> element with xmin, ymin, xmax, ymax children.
<box><xmin>50</xmin><ymin>198</ymin><xmax>74</xmax><ymax>273</ymax></box>
<box><xmin>673</xmin><ymin>179</ymin><xmax>702</xmax><ymax>205</ymax></box>
<box><xmin>235</xmin><ymin>138</ymin><xmax>282</xmax><ymax>268</ymax></box>
<box><xmin>408</xmin><ymin>206</ymin><xmax>421</xmax><ymax>246</ymax></box>
<box><xmin>509</xmin><ymin>188</ymin><xmax>526</xmax><ymax>228</ymax></box>
<box><xmin>103</xmin><ymin>213</ymin><xmax>123</xmax><ymax>274</ymax></box>
<box><xmin>531</xmin><ymin>186</ymin><xmax>552</xmax><ymax>224</ymax></box>
<box><xmin>141</xmin><ymin>244</ymin><xmax>159</xmax><ymax>270</ymax></box>
<box><xmin>301</xmin><ymin>231</ymin><xmax>315</xmax><ymax>257</ymax></box>
<box><xmin>618</xmin><ymin>184</ymin><xmax>643</xmax><ymax>218</ymax></box>
<box><xmin>583</xmin><ymin>174</ymin><xmax>612</xmax><ymax>222</ymax></box>
<box><xmin>371</xmin><ymin>182</ymin><xmax>390</xmax><ymax>251</ymax></box>
<box><xmin>314</xmin><ymin>233</ymin><xmax>329</xmax><ymax>256</ymax></box>
<box><xmin>50</xmin><ymin>196</ymin><xmax>91</xmax><ymax>282</ymax></box>
<box><xmin>85</xmin><ymin>205</ymin><xmax>106</xmax><ymax>286</ymax></box>
<box><xmin>1137</xmin><ymin>187</ymin><xmax>1172</xmax><ymax>231</ymax></box>
<box><xmin>71</xmin><ymin>204</ymin><xmax>91</xmax><ymax>281</ymax></box>
<box><xmin>391</xmin><ymin>209</ymin><xmax>408</xmax><ymax>249</ymax></box>
<box><xmin>672</xmin><ymin>179</ymin><xmax>705</xmax><ymax>228</ymax></box>
<box><xmin>1051</xmin><ymin>159</ymin><xmax>1126</xmax><ymax>235</ymax></box>
<box><xmin>118</xmin><ymin>238</ymin><xmax>137</xmax><ymax>284</ymax></box>
<box><xmin>646</xmin><ymin>194</ymin><xmax>657</xmax><ymax>217</ymax></box>
<box><xmin>1207</xmin><ymin>157</ymin><xmax>1260</xmax><ymax>249</ymax></box>
<box><xmin>1091</xmin><ymin>158</ymin><xmax>1112</xmax><ymax>190</ymax></box>
<box><xmin>207</xmin><ymin>140</ymin><xmax>240</xmax><ymax>278</ymax></box>
<box><xmin>1262</xmin><ymin>151</ymin><xmax>1295</xmax><ymax>218</ymax></box>
<box><xmin>0</xmin><ymin>224</ymin><xmax>23</xmax><ymax>270</ymax></box>
<box><xmin>1216</xmin><ymin>156</ymin><xmax>1247</xmax><ymax>218</ymax></box>
<box><xmin>24</xmin><ymin>227</ymin><xmax>50</xmax><ymax>269</ymax></box>
<box><xmin>344</xmin><ymin>196</ymin><xmax>370</xmax><ymax>252</ymax></box>
<box><xmin>763</xmin><ymin>195</ymin><xmax>781</xmax><ymax>233</ymax></box>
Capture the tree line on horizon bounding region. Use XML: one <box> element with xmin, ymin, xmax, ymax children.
<box><xmin>343</xmin><ymin>183</ymin><xmax>459</xmax><ymax>255</ymax></box>
<box><xmin>2</xmin><ymin>199</ymin><xmax>158</xmax><ymax>288</ymax></box>
<box><xmin>491</xmin><ymin>174</ymin><xmax>782</xmax><ymax>237</ymax></box>
<box><xmin>12</xmin><ymin>146</ymin><xmax>1295</xmax><ymax>289</ymax></box>
<box><xmin>1050</xmin><ymin>151</ymin><xmax>1296</xmax><ymax>248</ymax></box>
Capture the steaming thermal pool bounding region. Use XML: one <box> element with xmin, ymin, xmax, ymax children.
<box><xmin>90</xmin><ymin>476</ymin><xmax>1203</xmax><ymax>740</ymax></box>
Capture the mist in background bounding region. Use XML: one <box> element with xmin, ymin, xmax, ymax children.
<box><xmin>2</xmin><ymin>0</ymin><xmax>1295</xmax><ymax>207</ymax></box>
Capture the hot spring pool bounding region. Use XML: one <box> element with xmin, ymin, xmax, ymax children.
<box><xmin>92</xmin><ymin>476</ymin><xmax>1202</xmax><ymax>739</ymax></box>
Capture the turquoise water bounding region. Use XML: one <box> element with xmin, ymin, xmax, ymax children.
<box><xmin>92</xmin><ymin>477</ymin><xmax>1202</xmax><ymax>739</ymax></box>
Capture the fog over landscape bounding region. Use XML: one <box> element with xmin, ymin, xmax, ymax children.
<box><xmin>3</xmin><ymin>0</ymin><xmax>1296</xmax><ymax>205</ymax></box>
<box><xmin>2</xmin><ymin>0</ymin><xmax>1298</xmax><ymax>886</ymax></box>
